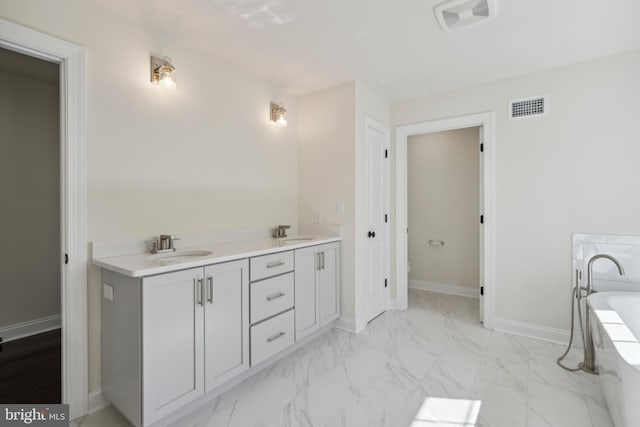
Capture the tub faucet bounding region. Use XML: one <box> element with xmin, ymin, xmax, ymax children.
<box><xmin>582</xmin><ymin>254</ymin><xmax>625</xmax><ymax>374</ymax></box>
<box><xmin>273</xmin><ymin>225</ymin><xmax>291</xmax><ymax>238</ymax></box>
<box><xmin>584</xmin><ymin>254</ymin><xmax>625</xmax><ymax>295</ymax></box>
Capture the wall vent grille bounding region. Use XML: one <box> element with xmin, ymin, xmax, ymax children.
<box><xmin>509</xmin><ymin>95</ymin><xmax>548</xmax><ymax>119</ymax></box>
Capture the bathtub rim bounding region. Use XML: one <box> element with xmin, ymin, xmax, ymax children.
<box><xmin>588</xmin><ymin>291</ymin><xmax>640</xmax><ymax>370</ymax></box>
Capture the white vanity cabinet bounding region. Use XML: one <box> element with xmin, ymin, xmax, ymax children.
<box><xmin>102</xmin><ymin>259</ymin><xmax>249</xmax><ymax>427</ymax></box>
<box><xmin>203</xmin><ymin>260</ymin><xmax>250</xmax><ymax>391</ymax></box>
<box><xmin>100</xmin><ymin>239</ymin><xmax>340</xmax><ymax>427</ymax></box>
<box><xmin>318</xmin><ymin>243</ymin><xmax>340</xmax><ymax>324</ymax></box>
<box><xmin>141</xmin><ymin>268</ymin><xmax>205</xmax><ymax>425</ymax></box>
<box><xmin>248</xmin><ymin>251</ymin><xmax>296</xmax><ymax>366</ymax></box>
<box><xmin>294</xmin><ymin>242</ymin><xmax>340</xmax><ymax>340</ymax></box>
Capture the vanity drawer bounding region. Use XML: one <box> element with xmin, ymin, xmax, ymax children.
<box><xmin>250</xmin><ymin>272</ymin><xmax>294</xmax><ymax>324</ymax></box>
<box><xmin>250</xmin><ymin>251</ymin><xmax>294</xmax><ymax>282</ymax></box>
<box><xmin>250</xmin><ymin>309</ymin><xmax>294</xmax><ymax>366</ymax></box>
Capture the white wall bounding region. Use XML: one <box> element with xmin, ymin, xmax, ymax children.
<box><xmin>0</xmin><ymin>0</ymin><xmax>298</xmax><ymax>392</ymax></box>
<box><xmin>407</xmin><ymin>128</ymin><xmax>479</xmax><ymax>290</ymax></box>
<box><xmin>298</xmin><ymin>81</ymin><xmax>390</xmax><ymax>330</ymax></box>
<box><xmin>298</xmin><ymin>82</ymin><xmax>356</xmax><ymax>324</ymax></box>
<box><xmin>0</xmin><ymin>55</ymin><xmax>60</xmax><ymax>329</ymax></box>
<box><xmin>392</xmin><ymin>49</ymin><xmax>640</xmax><ymax>333</ymax></box>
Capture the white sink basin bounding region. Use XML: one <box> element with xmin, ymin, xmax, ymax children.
<box><xmin>147</xmin><ymin>250</ymin><xmax>213</xmax><ymax>265</ymax></box>
<box><xmin>279</xmin><ymin>236</ymin><xmax>316</xmax><ymax>246</ymax></box>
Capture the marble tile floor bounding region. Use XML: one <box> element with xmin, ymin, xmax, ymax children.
<box><xmin>74</xmin><ymin>289</ymin><xmax>613</xmax><ymax>427</ymax></box>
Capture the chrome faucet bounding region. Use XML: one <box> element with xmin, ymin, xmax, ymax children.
<box><xmin>273</xmin><ymin>225</ymin><xmax>291</xmax><ymax>238</ymax></box>
<box><xmin>149</xmin><ymin>234</ymin><xmax>180</xmax><ymax>254</ymax></box>
<box><xmin>582</xmin><ymin>254</ymin><xmax>625</xmax><ymax>373</ymax></box>
<box><xmin>584</xmin><ymin>254</ymin><xmax>625</xmax><ymax>295</ymax></box>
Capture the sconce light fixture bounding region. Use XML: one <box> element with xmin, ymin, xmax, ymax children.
<box><xmin>150</xmin><ymin>56</ymin><xmax>176</xmax><ymax>89</ymax></box>
<box><xmin>270</xmin><ymin>102</ymin><xmax>287</xmax><ymax>127</ymax></box>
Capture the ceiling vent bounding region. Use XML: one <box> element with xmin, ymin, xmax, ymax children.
<box><xmin>435</xmin><ymin>0</ymin><xmax>497</xmax><ymax>31</ymax></box>
<box><xmin>509</xmin><ymin>95</ymin><xmax>549</xmax><ymax>120</ymax></box>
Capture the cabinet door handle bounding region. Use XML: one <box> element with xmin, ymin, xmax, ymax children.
<box><xmin>317</xmin><ymin>253</ymin><xmax>322</xmax><ymax>271</ymax></box>
<box><xmin>321</xmin><ymin>252</ymin><xmax>325</xmax><ymax>270</ymax></box>
<box><xmin>207</xmin><ymin>276</ymin><xmax>213</xmax><ymax>303</ymax></box>
<box><xmin>267</xmin><ymin>331</ymin><xmax>286</xmax><ymax>343</ymax></box>
<box><xmin>266</xmin><ymin>260</ymin><xmax>285</xmax><ymax>268</ymax></box>
<box><xmin>196</xmin><ymin>278</ymin><xmax>204</xmax><ymax>306</ymax></box>
<box><xmin>266</xmin><ymin>291</ymin><xmax>285</xmax><ymax>301</ymax></box>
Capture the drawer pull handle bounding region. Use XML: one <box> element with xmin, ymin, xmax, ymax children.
<box><xmin>266</xmin><ymin>260</ymin><xmax>285</xmax><ymax>268</ymax></box>
<box><xmin>267</xmin><ymin>331</ymin><xmax>286</xmax><ymax>343</ymax></box>
<box><xmin>267</xmin><ymin>291</ymin><xmax>285</xmax><ymax>301</ymax></box>
<box><xmin>207</xmin><ymin>276</ymin><xmax>213</xmax><ymax>303</ymax></box>
<box><xmin>196</xmin><ymin>278</ymin><xmax>204</xmax><ymax>306</ymax></box>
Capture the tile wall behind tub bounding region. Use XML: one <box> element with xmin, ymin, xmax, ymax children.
<box><xmin>573</xmin><ymin>234</ymin><xmax>640</xmax><ymax>293</ymax></box>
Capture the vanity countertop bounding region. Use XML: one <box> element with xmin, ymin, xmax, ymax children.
<box><xmin>93</xmin><ymin>235</ymin><xmax>341</xmax><ymax>278</ymax></box>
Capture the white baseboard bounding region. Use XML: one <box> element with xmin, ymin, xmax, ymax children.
<box><xmin>333</xmin><ymin>317</ymin><xmax>367</xmax><ymax>334</ymax></box>
<box><xmin>409</xmin><ymin>280</ymin><xmax>479</xmax><ymax>299</ymax></box>
<box><xmin>494</xmin><ymin>317</ymin><xmax>570</xmax><ymax>345</ymax></box>
<box><xmin>0</xmin><ymin>315</ymin><xmax>61</xmax><ymax>343</ymax></box>
<box><xmin>88</xmin><ymin>389</ymin><xmax>110</xmax><ymax>414</ymax></box>
<box><xmin>334</xmin><ymin>317</ymin><xmax>357</xmax><ymax>333</ymax></box>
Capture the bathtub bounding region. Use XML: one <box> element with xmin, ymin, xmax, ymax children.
<box><xmin>588</xmin><ymin>292</ymin><xmax>640</xmax><ymax>427</ymax></box>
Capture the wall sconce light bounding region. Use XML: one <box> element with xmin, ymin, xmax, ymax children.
<box><xmin>270</xmin><ymin>102</ymin><xmax>287</xmax><ymax>127</ymax></box>
<box><xmin>150</xmin><ymin>56</ymin><xmax>176</xmax><ymax>89</ymax></box>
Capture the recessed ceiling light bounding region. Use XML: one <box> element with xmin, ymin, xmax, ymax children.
<box><xmin>434</xmin><ymin>0</ymin><xmax>497</xmax><ymax>31</ymax></box>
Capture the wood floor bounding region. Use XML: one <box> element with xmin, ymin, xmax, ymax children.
<box><xmin>0</xmin><ymin>329</ymin><xmax>61</xmax><ymax>403</ymax></box>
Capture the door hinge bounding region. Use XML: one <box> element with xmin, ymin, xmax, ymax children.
<box><xmin>384</xmin><ymin>214</ymin><xmax>388</xmax><ymax>223</ymax></box>
<box><xmin>480</xmin><ymin>143</ymin><xmax>484</xmax><ymax>152</ymax></box>
<box><xmin>384</xmin><ymin>278</ymin><xmax>388</xmax><ymax>288</ymax></box>
<box><xmin>480</xmin><ymin>215</ymin><xmax>484</xmax><ymax>224</ymax></box>
<box><xmin>65</xmin><ymin>253</ymin><xmax>69</xmax><ymax>265</ymax></box>
<box><xmin>384</xmin><ymin>149</ymin><xmax>388</xmax><ymax>158</ymax></box>
<box><xmin>480</xmin><ymin>286</ymin><xmax>484</xmax><ymax>296</ymax></box>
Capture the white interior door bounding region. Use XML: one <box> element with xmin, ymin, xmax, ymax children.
<box><xmin>364</xmin><ymin>118</ymin><xmax>390</xmax><ymax>323</ymax></box>
<box><xmin>478</xmin><ymin>126</ymin><xmax>485</xmax><ymax>322</ymax></box>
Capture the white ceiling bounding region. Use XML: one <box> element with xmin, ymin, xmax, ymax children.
<box><xmin>91</xmin><ymin>0</ymin><xmax>640</xmax><ymax>102</ymax></box>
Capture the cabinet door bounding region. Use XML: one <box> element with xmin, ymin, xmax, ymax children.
<box><xmin>294</xmin><ymin>246</ymin><xmax>319</xmax><ymax>340</ymax></box>
<box><xmin>319</xmin><ymin>243</ymin><xmax>340</xmax><ymax>325</ymax></box>
<box><xmin>142</xmin><ymin>267</ymin><xmax>204</xmax><ymax>425</ymax></box>
<box><xmin>204</xmin><ymin>259</ymin><xmax>249</xmax><ymax>392</ymax></box>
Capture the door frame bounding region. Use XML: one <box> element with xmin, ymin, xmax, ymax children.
<box><xmin>0</xmin><ymin>19</ymin><xmax>88</xmax><ymax>418</ymax></box>
<box><xmin>394</xmin><ymin>112</ymin><xmax>495</xmax><ymax>329</ymax></box>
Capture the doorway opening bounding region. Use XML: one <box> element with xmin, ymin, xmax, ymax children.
<box><xmin>407</xmin><ymin>127</ymin><xmax>482</xmax><ymax>319</ymax></box>
<box><xmin>1</xmin><ymin>19</ymin><xmax>87</xmax><ymax>418</ymax></box>
<box><xmin>0</xmin><ymin>47</ymin><xmax>61</xmax><ymax>403</ymax></box>
<box><xmin>395</xmin><ymin>112</ymin><xmax>495</xmax><ymax>329</ymax></box>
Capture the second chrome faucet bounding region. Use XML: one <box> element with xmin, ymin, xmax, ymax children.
<box><xmin>273</xmin><ymin>225</ymin><xmax>291</xmax><ymax>238</ymax></box>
